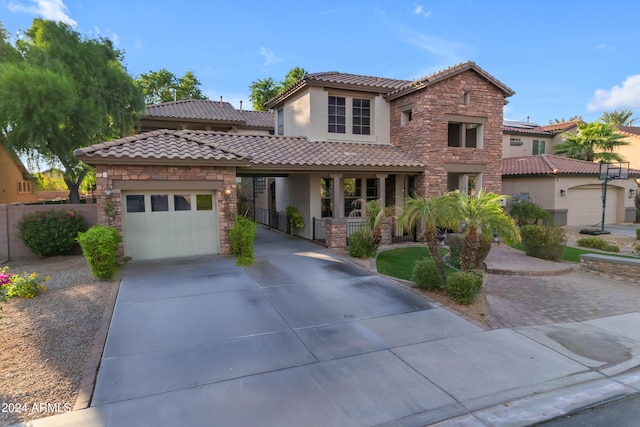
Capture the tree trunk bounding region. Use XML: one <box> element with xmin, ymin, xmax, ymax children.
<box><xmin>425</xmin><ymin>231</ymin><xmax>447</xmax><ymax>288</ymax></box>
<box><xmin>461</xmin><ymin>229</ymin><xmax>480</xmax><ymax>271</ymax></box>
<box><xmin>66</xmin><ymin>180</ymin><xmax>81</xmax><ymax>204</ymax></box>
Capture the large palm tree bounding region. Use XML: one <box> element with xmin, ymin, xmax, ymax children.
<box><xmin>555</xmin><ymin>122</ymin><xmax>628</xmax><ymax>162</ymax></box>
<box><xmin>600</xmin><ymin>109</ymin><xmax>636</xmax><ymax>126</ymax></box>
<box><xmin>397</xmin><ymin>195</ymin><xmax>450</xmax><ymax>287</ymax></box>
<box><xmin>444</xmin><ymin>190</ymin><xmax>520</xmax><ymax>271</ymax></box>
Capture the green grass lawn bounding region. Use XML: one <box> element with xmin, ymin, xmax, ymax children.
<box><xmin>509</xmin><ymin>241</ymin><xmax>639</xmax><ymax>263</ymax></box>
<box><xmin>376</xmin><ymin>247</ymin><xmax>454</xmax><ymax>281</ymax></box>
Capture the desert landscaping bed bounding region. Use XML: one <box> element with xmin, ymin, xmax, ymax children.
<box><xmin>0</xmin><ymin>256</ymin><xmax>112</xmax><ymax>426</ymax></box>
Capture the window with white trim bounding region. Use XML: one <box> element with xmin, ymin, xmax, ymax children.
<box><xmin>532</xmin><ymin>140</ymin><xmax>546</xmax><ymax>155</ymax></box>
<box><xmin>328</xmin><ymin>96</ymin><xmax>346</xmax><ymax>133</ymax></box>
<box><xmin>352</xmin><ymin>98</ymin><xmax>370</xmax><ymax>135</ymax></box>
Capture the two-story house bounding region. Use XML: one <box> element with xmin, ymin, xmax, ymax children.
<box><xmin>75</xmin><ymin>61</ymin><xmax>515</xmax><ymax>261</ymax></box>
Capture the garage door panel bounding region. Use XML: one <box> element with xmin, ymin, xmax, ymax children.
<box><xmin>567</xmin><ymin>187</ymin><xmax>618</xmax><ymax>226</ymax></box>
<box><xmin>122</xmin><ymin>191</ymin><xmax>219</xmax><ymax>261</ymax></box>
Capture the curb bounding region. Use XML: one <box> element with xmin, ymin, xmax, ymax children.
<box><xmin>72</xmin><ymin>271</ymin><xmax>122</xmax><ymax>411</ymax></box>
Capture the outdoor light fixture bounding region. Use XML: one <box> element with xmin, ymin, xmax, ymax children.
<box><xmin>104</xmin><ymin>187</ymin><xmax>112</xmax><ymax>198</ymax></box>
<box><xmin>559</xmin><ymin>189</ymin><xmax>566</xmax><ymax>197</ymax></box>
<box><xmin>630</xmin><ymin>188</ymin><xmax>636</xmax><ymax>198</ymax></box>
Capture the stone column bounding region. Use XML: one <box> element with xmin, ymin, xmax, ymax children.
<box><xmin>325</xmin><ymin>218</ymin><xmax>347</xmax><ymax>249</ymax></box>
<box><xmin>379</xmin><ymin>217</ymin><xmax>392</xmax><ymax>245</ymax></box>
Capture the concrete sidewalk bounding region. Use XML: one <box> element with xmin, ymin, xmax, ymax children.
<box><xmin>16</xmin><ymin>229</ymin><xmax>640</xmax><ymax>427</ymax></box>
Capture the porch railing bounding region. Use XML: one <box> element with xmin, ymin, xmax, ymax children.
<box><xmin>346</xmin><ymin>219</ymin><xmax>369</xmax><ymax>246</ymax></box>
<box><xmin>392</xmin><ymin>222</ymin><xmax>418</xmax><ymax>243</ymax></box>
<box><xmin>253</xmin><ymin>207</ymin><xmax>290</xmax><ymax>234</ymax></box>
<box><xmin>312</xmin><ymin>217</ymin><xmax>326</xmax><ymax>242</ymax></box>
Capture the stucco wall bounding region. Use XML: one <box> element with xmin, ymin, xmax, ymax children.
<box><xmin>390</xmin><ymin>69</ymin><xmax>506</xmax><ymax>197</ymax></box>
<box><xmin>502</xmin><ymin>134</ymin><xmax>554</xmax><ymax>158</ymax></box>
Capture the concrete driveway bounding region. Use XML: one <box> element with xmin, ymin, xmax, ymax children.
<box><xmin>26</xmin><ymin>227</ymin><xmax>640</xmax><ymax>426</ymax></box>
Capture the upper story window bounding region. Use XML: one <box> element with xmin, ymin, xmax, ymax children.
<box><xmin>532</xmin><ymin>139</ymin><xmax>546</xmax><ymax>155</ymax></box>
<box><xmin>401</xmin><ymin>109</ymin><xmax>413</xmax><ymax>126</ymax></box>
<box><xmin>448</xmin><ymin>122</ymin><xmax>483</xmax><ymax>148</ymax></box>
<box><xmin>17</xmin><ymin>180</ymin><xmax>32</xmax><ymax>194</ymax></box>
<box><xmin>510</xmin><ymin>137</ymin><xmax>523</xmax><ymax>146</ymax></box>
<box><xmin>352</xmin><ymin>98</ymin><xmax>370</xmax><ymax>135</ymax></box>
<box><xmin>277</xmin><ymin>109</ymin><xmax>284</xmax><ymax>135</ymax></box>
<box><xmin>328</xmin><ymin>96</ymin><xmax>346</xmax><ymax>133</ymax></box>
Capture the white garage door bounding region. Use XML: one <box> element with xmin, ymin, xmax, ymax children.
<box><xmin>567</xmin><ymin>187</ymin><xmax>618</xmax><ymax>227</ymax></box>
<box><xmin>122</xmin><ymin>191</ymin><xmax>220</xmax><ymax>261</ymax></box>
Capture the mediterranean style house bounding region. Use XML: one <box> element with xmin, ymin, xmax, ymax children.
<box><xmin>75</xmin><ymin>61</ymin><xmax>515</xmax><ymax>261</ymax></box>
<box><xmin>501</xmin><ymin>121</ymin><xmax>639</xmax><ymax>227</ymax></box>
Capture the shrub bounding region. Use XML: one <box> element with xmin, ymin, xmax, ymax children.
<box><xmin>576</xmin><ymin>236</ymin><xmax>608</xmax><ymax>250</ymax></box>
<box><xmin>636</xmin><ymin>244</ymin><xmax>640</xmax><ymax>255</ymax></box>
<box><xmin>636</xmin><ymin>228</ymin><xmax>639</xmax><ymax>240</ymax></box>
<box><xmin>285</xmin><ymin>206</ymin><xmax>305</xmax><ymax>231</ymax></box>
<box><xmin>411</xmin><ymin>258</ymin><xmax>441</xmax><ymax>290</ymax></box>
<box><xmin>447</xmin><ymin>233</ymin><xmax>491</xmax><ymax>269</ymax></box>
<box><xmin>520</xmin><ymin>225</ymin><xmax>567</xmax><ymax>261</ymax></box>
<box><xmin>348</xmin><ymin>230</ymin><xmax>377</xmax><ymax>259</ymax></box>
<box><xmin>446</xmin><ymin>271</ymin><xmax>483</xmax><ymax>305</ymax></box>
<box><xmin>6</xmin><ymin>271</ymin><xmax>48</xmax><ymax>298</ymax></box>
<box><xmin>229</xmin><ymin>216</ymin><xmax>257</xmax><ymax>266</ymax></box>
<box><xmin>509</xmin><ymin>200</ymin><xmax>552</xmax><ymax>225</ymax></box>
<box><xmin>77</xmin><ymin>225</ymin><xmax>122</xmax><ymax>279</ymax></box>
<box><xmin>17</xmin><ymin>209</ymin><xmax>86</xmax><ymax>257</ymax></box>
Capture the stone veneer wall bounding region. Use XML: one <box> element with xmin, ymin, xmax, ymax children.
<box><xmin>580</xmin><ymin>254</ymin><xmax>640</xmax><ymax>283</ymax></box>
<box><xmin>94</xmin><ymin>164</ymin><xmax>237</xmax><ymax>255</ymax></box>
<box><xmin>389</xmin><ymin>69</ymin><xmax>507</xmax><ymax>197</ymax></box>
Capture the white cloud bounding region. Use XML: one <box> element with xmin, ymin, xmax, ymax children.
<box><xmin>259</xmin><ymin>46</ymin><xmax>280</xmax><ymax>67</ymax></box>
<box><xmin>404</xmin><ymin>32</ymin><xmax>465</xmax><ymax>66</ymax></box>
<box><xmin>413</xmin><ymin>5</ymin><xmax>431</xmax><ymax>18</ymax></box>
<box><xmin>588</xmin><ymin>74</ymin><xmax>640</xmax><ymax>112</ymax></box>
<box><xmin>595</xmin><ymin>42</ymin><xmax>615</xmax><ymax>51</ymax></box>
<box><xmin>8</xmin><ymin>0</ymin><xmax>77</xmax><ymax>26</ymax></box>
<box><xmin>134</xmin><ymin>37</ymin><xmax>142</xmax><ymax>49</ymax></box>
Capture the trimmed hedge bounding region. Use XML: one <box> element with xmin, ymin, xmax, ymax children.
<box><xmin>411</xmin><ymin>258</ymin><xmax>441</xmax><ymax>290</ymax></box>
<box><xmin>17</xmin><ymin>209</ymin><xmax>86</xmax><ymax>257</ymax></box>
<box><xmin>446</xmin><ymin>271</ymin><xmax>483</xmax><ymax>305</ymax></box>
<box><xmin>520</xmin><ymin>225</ymin><xmax>567</xmax><ymax>261</ymax></box>
<box><xmin>77</xmin><ymin>225</ymin><xmax>122</xmax><ymax>280</ymax></box>
<box><xmin>576</xmin><ymin>236</ymin><xmax>619</xmax><ymax>252</ymax></box>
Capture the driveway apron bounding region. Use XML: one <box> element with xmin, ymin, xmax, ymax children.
<box><xmin>84</xmin><ymin>228</ymin><xmax>600</xmax><ymax>427</ymax></box>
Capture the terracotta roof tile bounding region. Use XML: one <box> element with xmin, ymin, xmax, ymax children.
<box><xmin>74</xmin><ymin>130</ymin><xmax>425</xmax><ymax>170</ymax></box>
<box><xmin>145</xmin><ymin>100</ymin><xmax>245</xmax><ymax>123</ymax></box>
<box><xmin>539</xmin><ymin>121</ymin><xmax>580</xmax><ymax>132</ymax></box>
<box><xmin>502</xmin><ymin>120</ymin><xmax>578</xmax><ymax>136</ymax></box>
<box><xmin>238</xmin><ymin>110</ymin><xmax>274</xmax><ymax>128</ymax></box>
<box><xmin>503</xmin><ymin>154</ymin><xmax>640</xmax><ymax>176</ymax></box>
<box><xmin>618</xmin><ymin>125</ymin><xmax>640</xmax><ymax>136</ymax></box>
<box><xmin>73</xmin><ymin>130</ymin><xmax>248</xmax><ymax>163</ymax></box>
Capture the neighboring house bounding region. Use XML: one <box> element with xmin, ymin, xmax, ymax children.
<box><xmin>75</xmin><ymin>61</ymin><xmax>514</xmax><ymax>261</ymax></box>
<box><xmin>503</xmin><ymin>154</ymin><xmax>639</xmax><ymax>226</ymax></box>
<box><xmin>616</xmin><ymin>126</ymin><xmax>640</xmax><ymax>172</ymax></box>
<box><xmin>0</xmin><ymin>141</ymin><xmax>36</xmax><ymax>204</ymax></box>
<box><xmin>141</xmin><ymin>99</ymin><xmax>274</xmax><ymax>135</ymax></box>
<box><xmin>502</xmin><ymin>120</ymin><xmax>578</xmax><ymax>158</ymax></box>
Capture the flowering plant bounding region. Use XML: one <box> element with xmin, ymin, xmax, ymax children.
<box><xmin>6</xmin><ymin>271</ymin><xmax>48</xmax><ymax>299</ymax></box>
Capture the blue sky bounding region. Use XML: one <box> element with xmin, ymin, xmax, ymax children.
<box><xmin>2</xmin><ymin>0</ymin><xmax>640</xmax><ymax>125</ymax></box>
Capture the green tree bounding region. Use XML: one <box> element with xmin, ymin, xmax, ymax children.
<box><xmin>249</xmin><ymin>77</ymin><xmax>279</xmax><ymax>111</ymax></box>
<box><xmin>398</xmin><ymin>195</ymin><xmax>451</xmax><ymax>287</ymax></box>
<box><xmin>554</xmin><ymin>121</ymin><xmax>628</xmax><ymax>162</ymax></box>
<box><xmin>249</xmin><ymin>67</ymin><xmax>307</xmax><ymax>111</ymax></box>
<box><xmin>548</xmin><ymin>115</ymin><xmax>582</xmax><ymax>124</ymax></box>
<box><xmin>135</xmin><ymin>68</ymin><xmax>206</xmax><ymax>104</ymax></box>
<box><xmin>0</xmin><ymin>19</ymin><xmax>145</xmax><ymax>203</ymax></box>
<box><xmin>600</xmin><ymin>109</ymin><xmax>636</xmax><ymax>126</ymax></box>
<box><xmin>443</xmin><ymin>190</ymin><xmax>520</xmax><ymax>271</ymax></box>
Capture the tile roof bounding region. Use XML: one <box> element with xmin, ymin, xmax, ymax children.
<box><xmin>75</xmin><ymin>130</ymin><xmax>426</xmax><ymax>171</ymax></box>
<box><xmin>386</xmin><ymin>61</ymin><xmax>515</xmax><ymax>100</ymax></box>
<box><xmin>145</xmin><ymin>100</ymin><xmax>245</xmax><ymax>123</ymax></box>
<box><xmin>618</xmin><ymin>125</ymin><xmax>640</xmax><ymax>136</ymax></box>
<box><xmin>238</xmin><ymin>110</ymin><xmax>275</xmax><ymax>128</ymax></box>
<box><xmin>502</xmin><ymin>120</ymin><xmax>578</xmax><ymax>136</ymax></box>
<box><xmin>502</xmin><ymin>154</ymin><xmax>640</xmax><ymax>177</ymax></box>
<box><xmin>73</xmin><ymin>130</ymin><xmax>249</xmax><ymax>164</ymax></box>
<box><xmin>266</xmin><ymin>61</ymin><xmax>514</xmax><ymax>108</ymax></box>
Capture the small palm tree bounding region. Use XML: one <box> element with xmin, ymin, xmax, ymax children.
<box><xmin>555</xmin><ymin>122</ymin><xmax>628</xmax><ymax>162</ymax></box>
<box><xmin>397</xmin><ymin>194</ymin><xmax>450</xmax><ymax>288</ymax></box>
<box><xmin>444</xmin><ymin>190</ymin><xmax>520</xmax><ymax>271</ymax></box>
<box><xmin>349</xmin><ymin>199</ymin><xmax>394</xmax><ymax>247</ymax></box>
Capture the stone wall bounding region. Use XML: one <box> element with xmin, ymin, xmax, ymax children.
<box><xmin>325</xmin><ymin>218</ymin><xmax>346</xmax><ymax>249</ymax></box>
<box><xmin>580</xmin><ymin>254</ymin><xmax>640</xmax><ymax>283</ymax></box>
<box><xmin>94</xmin><ymin>164</ymin><xmax>237</xmax><ymax>255</ymax></box>
<box><xmin>390</xmin><ymin>69</ymin><xmax>506</xmax><ymax>197</ymax></box>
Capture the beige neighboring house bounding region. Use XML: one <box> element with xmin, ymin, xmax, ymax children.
<box><xmin>141</xmin><ymin>99</ymin><xmax>274</xmax><ymax>135</ymax></box>
<box><xmin>502</xmin><ymin>120</ymin><xmax>579</xmax><ymax>158</ymax></box>
<box><xmin>75</xmin><ymin>61</ymin><xmax>515</xmax><ymax>261</ymax></box>
<box><xmin>0</xmin><ymin>141</ymin><xmax>36</xmax><ymax>204</ymax></box>
<box><xmin>616</xmin><ymin>126</ymin><xmax>640</xmax><ymax>172</ymax></box>
<box><xmin>503</xmin><ymin>154</ymin><xmax>639</xmax><ymax>226</ymax></box>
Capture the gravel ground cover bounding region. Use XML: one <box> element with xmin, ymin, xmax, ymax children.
<box><xmin>0</xmin><ymin>256</ymin><xmax>111</xmax><ymax>426</ymax></box>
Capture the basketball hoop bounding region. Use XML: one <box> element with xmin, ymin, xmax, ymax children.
<box><xmin>581</xmin><ymin>162</ymin><xmax>630</xmax><ymax>234</ymax></box>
